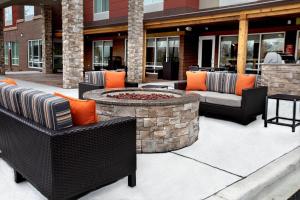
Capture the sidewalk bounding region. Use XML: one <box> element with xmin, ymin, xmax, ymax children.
<box><xmin>0</xmin><ymin>77</ymin><xmax>299</xmax><ymax>200</ymax></box>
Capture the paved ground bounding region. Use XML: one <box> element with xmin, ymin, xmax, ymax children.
<box><xmin>0</xmin><ymin>76</ymin><xmax>299</xmax><ymax>200</ymax></box>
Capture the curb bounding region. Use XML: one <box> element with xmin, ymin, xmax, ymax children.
<box><xmin>207</xmin><ymin>146</ymin><xmax>300</xmax><ymax>200</ymax></box>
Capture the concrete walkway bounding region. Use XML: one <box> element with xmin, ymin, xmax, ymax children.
<box><xmin>0</xmin><ymin>77</ymin><xmax>299</xmax><ymax>200</ymax></box>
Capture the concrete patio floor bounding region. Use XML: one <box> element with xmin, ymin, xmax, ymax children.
<box><xmin>0</xmin><ymin>76</ymin><xmax>299</xmax><ymax>200</ymax></box>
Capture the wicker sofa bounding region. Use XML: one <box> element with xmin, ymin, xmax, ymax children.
<box><xmin>174</xmin><ymin>72</ymin><xmax>268</xmax><ymax>125</ymax></box>
<box><xmin>79</xmin><ymin>71</ymin><xmax>138</xmax><ymax>99</ymax></box>
<box><xmin>0</xmin><ymin>83</ymin><xmax>137</xmax><ymax>200</ymax></box>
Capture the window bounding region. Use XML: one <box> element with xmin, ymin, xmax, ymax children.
<box><xmin>4</xmin><ymin>6</ymin><xmax>13</xmax><ymax>26</ymax></box>
<box><xmin>219</xmin><ymin>36</ymin><xmax>238</xmax><ymax>67</ymax></box>
<box><xmin>260</xmin><ymin>33</ymin><xmax>285</xmax><ymax>63</ymax></box>
<box><xmin>4</xmin><ymin>42</ymin><xmax>19</xmax><ymax>65</ymax></box>
<box><xmin>296</xmin><ymin>31</ymin><xmax>300</xmax><ymax>60</ymax></box>
<box><xmin>94</xmin><ymin>0</ymin><xmax>109</xmax><ymax>20</ymax></box>
<box><xmin>28</xmin><ymin>40</ymin><xmax>43</xmax><ymax>68</ymax></box>
<box><xmin>93</xmin><ymin>40</ymin><xmax>113</xmax><ymax>69</ymax></box>
<box><xmin>144</xmin><ymin>0</ymin><xmax>164</xmax><ymax>13</ymax></box>
<box><xmin>146</xmin><ymin>37</ymin><xmax>179</xmax><ymax>67</ymax></box>
<box><xmin>144</xmin><ymin>0</ymin><xmax>163</xmax><ymax>5</ymax></box>
<box><xmin>4</xmin><ymin>43</ymin><xmax>9</xmax><ymax>65</ymax></box>
<box><xmin>24</xmin><ymin>6</ymin><xmax>35</xmax><ymax>21</ymax></box>
<box><xmin>218</xmin><ymin>32</ymin><xmax>285</xmax><ymax>71</ymax></box>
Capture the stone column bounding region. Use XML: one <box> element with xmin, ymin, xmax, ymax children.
<box><xmin>62</xmin><ymin>0</ymin><xmax>84</xmax><ymax>89</ymax></box>
<box><xmin>0</xmin><ymin>9</ymin><xmax>5</xmax><ymax>75</ymax></box>
<box><xmin>128</xmin><ymin>0</ymin><xmax>144</xmax><ymax>83</ymax></box>
<box><xmin>41</xmin><ymin>5</ymin><xmax>53</xmax><ymax>74</ymax></box>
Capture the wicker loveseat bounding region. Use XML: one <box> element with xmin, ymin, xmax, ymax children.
<box><xmin>79</xmin><ymin>71</ymin><xmax>138</xmax><ymax>99</ymax></box>
<box><xmin>0</xmin><ymin>83</ymin><xmax>137</xmax><ymax>200</ymax></box>
<box><xmin>174</xmin><ymin>72</ymin><xmax>268</xmax><ymax>125</ymax></box>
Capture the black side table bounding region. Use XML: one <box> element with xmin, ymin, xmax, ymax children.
<box><xmin>264</xmin><ymin>94</ymin><xmax>300</xmax><ymax>132</ymax></box>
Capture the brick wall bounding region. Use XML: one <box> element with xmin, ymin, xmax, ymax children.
<box><xmin>164</xmin><ymin>0</ymin><xmax>199</xmax><ymax>10</ymax></box>
<box><xmin>110</xmin><ymin>0</ymin><xmax>128</xmax><ymax>19</ymax></box>
<box><xmin>4</xmin><ymin>18</ymin><xmax>43</xmax><ymax>71</ymax></box>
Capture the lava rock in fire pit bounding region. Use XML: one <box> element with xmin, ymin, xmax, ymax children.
<box><xmin>107</xmin><ymin>93</ymin><xmax>175</xmax><ymax>100</ymax></box>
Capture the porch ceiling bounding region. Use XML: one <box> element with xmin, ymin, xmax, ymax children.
<box><xmin>0</xmin><ymin>0</ymin><xmax>60</xmax><ymax>8</ymax></box>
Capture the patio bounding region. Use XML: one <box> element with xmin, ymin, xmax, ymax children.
<box><xmin>0</xmin><ymin>77</ymin><xmax>299</xmax><ymax>200</ymax></box>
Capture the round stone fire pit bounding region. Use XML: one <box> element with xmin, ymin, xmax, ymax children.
<box><xmin>84</xmin><ymin>88</ymin><xmax>200</xmax><ymax>153</ymax></box>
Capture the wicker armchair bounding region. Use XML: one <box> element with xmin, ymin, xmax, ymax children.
<box><xmin>0</xmin><ymin>106</ymin><xmax>137</xmax><ymax>200</ymax></box>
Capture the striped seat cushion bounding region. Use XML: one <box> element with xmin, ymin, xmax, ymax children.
<box><xmin>85</xmin><ymin>71</ymin><xmax>106</xmax><ymax>86</ymax></box>
<box><xmin>19</xmin><ymin>89</ymin><xmax>73</xmax><ymax>131</ymax></box>
<box><xmin>206</xmin><ymin>72</ymin><xmax>225</xmax><ymax>93</ymax></box>
<box><xmin>0</xmin><ymin>84</ymin><xmax>31</xmax><ymax>114</ymax></box>
<box><xmin>0</xmin><ymin>82</ymin><xmax>9</xmax><ymax>108</ymax></box>
<box><xmin>222</xmin><ymin>73</ymin><xmax>237</xmax><ymax>94</ymax></box>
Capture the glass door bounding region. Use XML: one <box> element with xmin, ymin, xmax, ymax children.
<box><xmin>198</xmin><ymin>36</ymin><xmax>215</xmax><ymax>68</ymax></box>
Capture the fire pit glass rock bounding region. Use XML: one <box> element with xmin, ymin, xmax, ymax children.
<box><xmin>83</xmin><ymin>88</ymin><xmax>200</xmax><ymax>153</ymax></box>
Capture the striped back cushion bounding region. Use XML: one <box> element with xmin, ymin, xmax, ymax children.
<box><xmin>85</xmin><ymin>71</ymin><xmax>106</xmax><ymax>86</ymax></box>
<box><xmin>206</xmin><ymin>72</ymin><xmax>225</xmax><ymax>93</ymax></box>
<box><xmin>222</xmin><ymin>73</ymin><xmax>237</xmax><ymax>94</ymax></box>
<box><xmin>19</xmin><ymin>90</ymin><xmax>73</xmax><ymax>131</ymax></box>
<box><xmin>0</xmin><ymin>85</ymin><xmax>31</xmax><ymax>114</ymax></box>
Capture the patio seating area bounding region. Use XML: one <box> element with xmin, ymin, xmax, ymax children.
<box><xmin>0</xmin><ymin>76</ymin><xmax>299</xmax><ymax>200</ymax></box>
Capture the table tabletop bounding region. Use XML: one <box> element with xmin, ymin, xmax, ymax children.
<box><xmin>268</xmin><ymin>94</ymin><xmax>300</xmax><ymax>101</ymax></box>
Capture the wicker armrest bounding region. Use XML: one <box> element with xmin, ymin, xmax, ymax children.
<box><xmin>174</xmin><ymin>80</ymin><xmax>187</xmax><ymax>90</ymax></box>
<box><xmin>125</xmin><ymin>82</ymin><xmax>139</xmax><ymax>88</ymax></box>
<box><xmin>79</xmin><ymin>82</ymin><xmax>104</xmax><ymax>99</ymax></box>
<box><xmin>242</xmin><ymin>86</ymin><xmax>268</xmax><ymax>115</ymax></box>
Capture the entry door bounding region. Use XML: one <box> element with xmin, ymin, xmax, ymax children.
<box><xmin>198</xmin><ymin>36</ymin><xmax>215</xmax><ymax>68</ymax></box>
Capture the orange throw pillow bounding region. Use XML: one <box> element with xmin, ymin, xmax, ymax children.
<box><xmin>105</xmin><ymin>71</ymin><xmax>126</xmax><ymax>89</ymax></box>
<box><xmin>54</xmin><ymin>93</ymin><xmax>98</xmax><ymax>126</ymax></box>
<box><xmin>235</xmin><ymin>74</ymin><xmax>256</xmax><ymax>96</ymax></box>
<box><xmin>186</xmin><ymin>71</ymin><xmax>207</xmax><ymax>91</ymax></box>
<box><xmin>0</xmin><ymin>78</ymin><xmax>17</xmax><ymax>85</ymax></box>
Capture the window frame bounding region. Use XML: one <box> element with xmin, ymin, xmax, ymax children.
<box><xmin>28</xmin><ymin>39</ymin><xmax>43</xmax><ymax>69</ymax></box>
<box><xmin>93</xmin><ymin>0</ymin><xmax>109</xmax><ymax>21</ymax></box>
<box><xmin>4</xmin><ymin>6</ymin><xmax>13</xmax><ymax>26</ymax></box>
<box><xmin>4</xmin><ymin>42</ymin><xmax>19</xmax><ymax>66</ymax></box>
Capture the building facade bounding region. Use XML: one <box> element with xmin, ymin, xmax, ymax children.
<box><xmin>1</xmin><ymin>0</ymin><xmax>300</xmax><ymax>84</ymax></box>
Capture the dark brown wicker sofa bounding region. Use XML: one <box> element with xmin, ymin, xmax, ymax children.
<box><xmin>79</xmin><ymin>71</ymin><xmax>138</xmax><ymax>99</ymax></box>
<box><xmin>0</xmin><ymin>83</ymin><xmax>137</xmax><ymax>200</ymax></box>
<box><xmin>174</xmin><ymin>72</ymin><xmax>268</xmax><ymax>125</ymax></box>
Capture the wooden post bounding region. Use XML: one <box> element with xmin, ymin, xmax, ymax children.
<box><xmin>237</xmin><ymin>14</ymin><xmax>248</xmax><ymax>74</ymax></box>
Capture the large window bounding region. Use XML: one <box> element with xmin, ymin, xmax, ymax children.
<box><xmin>28</xmin><ymin>40</ymin><xmax>43</xmax><ymax>68</ymax></box>
<box><xmin>4</xmin><ymin>6</ymin><xmax>13</xmax><ymax>26</ymax></box>
<box><xmin>24</xmin><ymin>6</ymin><xmax>35</xmax><ymax>21</ymax></box>
<box><xmin>94</xmin><ymin>0</ymin><xmax>109</xmax><ymax>20</ymax></box>
<box><xmin>146</xmin><ymin>37</ymin><xmax>179</xmax><ymax>67</ymax></box>
<box><xmin>4</xmin><ymin>42</ymin><xmax>19</xmax><ymax>65</ymax></box>
<box><xmin>219</xmin><ymin>32</ymin><xmax>285</xmax><ymax>71</ymax></box>
<box><xmin>93</xmin><ymin>40</ymin><xmax>113</xmax><ymax>69</ymax></box>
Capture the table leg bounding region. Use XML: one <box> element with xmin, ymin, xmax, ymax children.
<box><xmin>276</xmin><ymin>99</ymin><xmax>279</xmax><ymax>123</ymax></box>
<box><xmin>292</xmin><ymin>100</ymin><xmax>296</xmax><ymax>132</ymax></box>
<box><xmin>264</xmin><ymin>96</ymin><xmax>268</xmax><ymax>128</ymax></box>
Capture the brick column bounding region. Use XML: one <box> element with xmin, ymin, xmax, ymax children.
<box><xmin>0</xmin><ymin>9</ymin><xmax>5</xmax><ymax>75</ymax></box>
<box><xmin>128</xmin><ymin>0</ymin><xmax>144</xmax><ymax>83</ymax></box>
<box><xmin>41</xmin><ymin>5</ymin><xmax>53</xmax><ymax>74</ymax></box>
<box><xmin>62</xmin><ymin>0</ymin><xmax>84</xmax><ymax>88</ymax></box>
